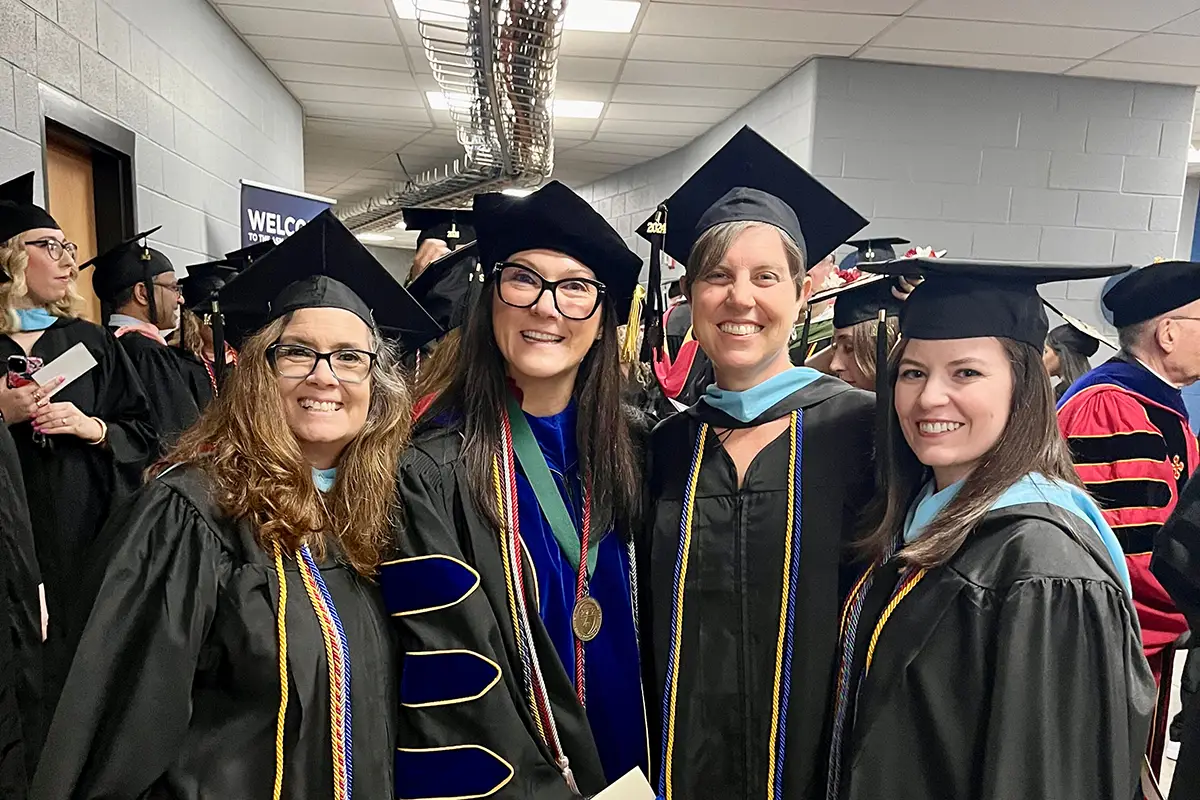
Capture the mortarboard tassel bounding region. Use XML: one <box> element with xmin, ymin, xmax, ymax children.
<box><xmin>640</xmin><ymin>205</ymin><xmax>667</xmax><ymax>365</ymax></box>
<box><xmin>874</xmin><ymin>307</ymin><xmax>890</xmax><ymax>487</ymax></box>
<box><xmin>622</xmin><ymin>284</ymin><xmax>647</xmax><ymax>365</ymax></box>
<box><xmin>210</xmin><ymin>297</ymin><xmax>227</xmax><ymax>387</ymax></box>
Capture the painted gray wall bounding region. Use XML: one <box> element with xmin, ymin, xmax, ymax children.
<box><xmin>0</xmin><ymin>0</ymin><xmax>304</xmax><ymax>269</ymax></box>
<box><xmin>1179</xmin><ymin>177</ymin><xmax>1199</xmax><ymax>260</ymax></box>
<box><xmin>575</xmin><ymin>57</ymin><xmax>1197</xmax><ymax>338</ymax></box>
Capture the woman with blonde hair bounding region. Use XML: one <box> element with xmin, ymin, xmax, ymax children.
<box><xmin>32</xmin><ymin>212</ymin><xmax>440</xmax><ymax>799</ymax></box>
<box><xmin>0</xmin><ymin>173</ymin><xmax>153</xmax><ymax>711</ymax></box>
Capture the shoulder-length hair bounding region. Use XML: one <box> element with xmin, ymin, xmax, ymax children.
<box><xmin>1045</xmin><ymin>325</ymin><xmax>1092</xmax><ymax>390</ymax></box>
<box><xmin>426</xmin><ymin>272</ymin><xmax>642</xmax><ymax>536</ymax></box>
<box><xmin>858</xmin><ymin>336</ymin><xmax>1084</xmax><ymax>569</ymax></box>
<box><xmin>414</xmin><ymin>328</ymin><xmax>461</xmax><ymax>403</ymax></box>
<box><xmin>0</xmin><ymin>232</ymin><xmax>86</xmax><ymax>334</ymax></box>
<box><xmin>684</xmin><ymin>220</ymin><xmax>807</xmax><ymax>294</ymax></box>
<box><xmin>158</xmin><ymin>313</ymin><xmax>412</xmax><ymax>576</ymax></box>
<box><xmin>839</xmin><ymin>317</ymin><xmax>901</xmax><ymax>387</ymax></box>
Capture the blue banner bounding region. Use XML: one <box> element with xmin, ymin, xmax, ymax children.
<box><xmin>240</xmin><ymin>180</ymin><xmax>334</xmax><ymax>248</ymax></box>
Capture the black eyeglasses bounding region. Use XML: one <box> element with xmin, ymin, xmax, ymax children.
<box><xmin>266</xmin><ymin>343</ymin><xmax>378</xmax><ymax>384</ymax></box>
<box><xmin>154</xmin><ymin>279</ymin><xmax>182</xmax><ymax>296</ymax></box>
<box><xmin>494</xmin><ymin>263</ymin><xmax>606</xmax><ymax>321</ymax></box>
<box><xmin>26</xmin><ymin>239</ymin><xmax>78</xmax><ymax>261</ymax></box>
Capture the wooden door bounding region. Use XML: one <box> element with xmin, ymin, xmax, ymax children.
<box><xmin>45</xmin><ymin>134</ymin><xmax>100</xmax><ymax>323</ymax></box>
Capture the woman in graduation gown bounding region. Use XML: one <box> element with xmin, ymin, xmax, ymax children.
<box><xmin>175</xmin><ymin>258</ymin><xmax>242</xmax><ymax>409</ymax></box>
<box><xmin>385</xmin><ymin>181</ymin><xmax>648</xmax><ymax>799</ymax></box>
<box><xmin>805</xmin><ymin>274</ymin><xmax>902</xmax><ymax>392</ymax></box>
<box><xmin>30</xmin><ymin>212</ymin><xmax>429</xmax><ymax>799</ymax></box>
<box><xmin>826</xmin><ymin>258</ymin><xmax>1155</xmax><ymax>800</ymax></box>
<box><xmin>642</xmin><ymin>127</ymin><xmax>876</xmax><ymax>800</ymax></box>
<box><xmin>0</xmin><ymin>173</ymin><xmax>154</xmax><ymax>701</ymax></box>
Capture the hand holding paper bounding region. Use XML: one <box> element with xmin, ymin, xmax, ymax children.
<box><xmin>32</xmin><ymin>342</ymin><xmax>98</xmax><ymax>399</ymax></box>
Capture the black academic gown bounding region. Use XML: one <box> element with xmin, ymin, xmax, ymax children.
<box><xmin>644</xmin><ymin>376</ymin><xmax>876</xmax><ymax>800</ymax></box>
<box><xmin>1154</xmin><ymin>473</ymin><xmax>1200</xmax><ymax>800</ymax></box>
<box><xmin>170</xmin><ymin>346</ymin><xmax>216</xmax><ymax>413</ymax></box>
<box><xmin>30</xmin><ymin>465</ymin><xmax>397</xmax><ymax>800</ymax></box>
<box><xmin>112</xmin><ymin>330</ymin><xmax>201</xmax><ymax>451</ymax></box>
<box><xmin>0</xmin><ymin>424</ymin><xmax>40</xmax><ymax>797</ymax></box>
<box><xmin>0</xmin><ymin>319</ymin><xmax>154</xmax><ymax>698</ymax></box>
<box><xmin>386</xmin><ymin>421</ymin><xmax>607</xmax><ymax>800</ymax></box>
<box><xmin>837</xmin><ymin>503</ymin><xmax>1156</xmax><ymax>800</ymax></box>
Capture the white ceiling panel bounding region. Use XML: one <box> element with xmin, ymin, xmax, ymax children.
<box><xmin>245</xmin><ymin>35</ymin><xmax>409</xmax><ymax>69</ymax></box>
<box><xmin>592</xmin><ymin>131</ymin><xmax>699</xmax><ymax>147</ymax></box>
<box><xmin>556</xmin><ymin>56</ymin><xmax>624</xmax><ymax>82</ymax></box>
<box><xmin>287</xmin><ymin>81</ymin><xmax>424</xmax><ymax>107</ymax></box>
<box><xmin>1159</xmin><ymin>10</ymin><xmax>1200</xmax><ymax>35</ymax></box>
<box><xmin>555</xmin><ymin>81</ymin><xmax>615</xmax><ymax>101</ymax></box>
<box><xmin>639</xmin><ymin>5</ymin><xmax>895</xmax><ymax>43</ymax></box>
<box><xmin>270</xmin><ymin>61</ymin><xmax>418</xmax><ymax>89</ymax></box>
<box><xmin>860</xmin><ymin>48</ymin><xmax>1085</xmax><ymax>74</ymax></box>
<box><xmin>659</xmin><ymin>0</ymin><xmax>918</xmax><ymax>11</ymax></box>
<box><xmin>570</xmin><ymin>139</ymin><xmax>677</xmax><ymax>157</ymax></box>
<box><xmin>560</xmin><ymin>31</ymin><xmax>633</xmax><ymax>59</ymax></box>
<box><xmin>305</xmin><ymin>101</ymin><xmax>433</xmax><ymax>123</ymax></box>
<box><xmin>628</xmin><ymin>34</ymin><xmax>855</xmax><ymax>67</ymax></box>
<box><xmin>599</xmin><ymin>118</ymin><xmax>713</xmax><ymax>135</ymax></box>
<box><xmin>908</xmin><ymin>0</ymin><xmax>1200</xmax><ymax>32</ymax></box>
<box><xmin>603</xmin><ymin>102</ymin><xmax>730</xmax><ymax>122</ymax></box>
<box><xmin>220</xmin><ymin>6</ymin><xmax>399</xmax><ymax>44</ymax></box>
<box><xmin>619</xmin><ymin>60</ymin><xmax>787</xmax><ymax>89</ymax></box>
<box><xmin>216</xmin><ymin>0</ymin><xmax>389</xmax><ymax>15</ymax></box>
<box><xmin>1097</xmin><ymin>34</ymin><xmax>1200</xmax><ymax>68</ymax></box>
<box><xmin>873</xmin><ymin>18</ymin><xmax>1136</xmax><ymax>59</ymax></box>
<box><xmin>610</xmin><ymin>83</ymin><xmax>758</xmax><ymax>107</ymax></box>
<box><xmin>1068</xmin><ymin>60</ymin><xmax>1200</xmax><ymax>85</ymax></box>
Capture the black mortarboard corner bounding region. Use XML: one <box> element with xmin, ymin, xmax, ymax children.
<box><xmin>0</xmin><ymin>172</ymin><xmax>60</xmax><ymax>244</ymax></box>
<box><xmin>180</xmin><ymin>260</ymin><xmax>241</xmax><ymax>315</ymax></box>
<box><xmin>840</xmin><ymin>237</ymin><xmax>910</xmax><ymax>270</ymax></box>
<box><xmin>224</xmin><ymin>240</ymin><xmax>275</xmax><ymax>271</ymax></box>
<box><xmin>79</xmin><ymin>226</ymin><xmax>174</xmax><ymax>322</ymax></box>
<box><xmin>403</xmin><ymin>207</ymin><xmax>476</xmax><ymax>251</ymax></box>
<box><xmin>404</xmin><ymin>241</ymin><xmax>482</xmax><ymax>351</ymax></box>
<box><xmin>473</xmin><ymin>181</ymin><xmax>642</xmax><ymax>317</ymax></box>
<box><xmin>217</xmin><ymin>209</ymin><xmax>440</xmax><ymax>351</ymax></box>
<box><xmin>1043</xmin><ymin>298</ymin><xmax>1117</xmax><ymax>356</ymax></box>
<box><xmin>810</xmin><ymin>274</ymin><xmax>904</xmax><ymax>330</ymax></box>
<box><xmin>1102</xmin><ymin>260</ymin><xmax>1200</xmax><ymax>328</ymax></box>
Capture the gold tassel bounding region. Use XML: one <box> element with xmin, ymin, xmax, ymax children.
<box><xmin>621</xmin><ymin>284</ymin><xmax>647</xmax><ymax>364</ymax></box>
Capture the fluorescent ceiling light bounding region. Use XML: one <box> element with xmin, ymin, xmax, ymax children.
<box><xmin>1190</xmin><ymin>147</ymin><xmax>1200</xmax><ymax>164</ymax></box>
<box><xmin>426</xmin><ymin>91</ymin><xmax>602</xmax><ymax>118</ymax></box>
<box><xmin>357</xmin><ymin>232</ymin><xmax>394</xmax><ymax>243</ymax></box>
<box><xmin>503</xmin><ymin>188</ymin><xmax>534</xmax><ymax>197</ymax></box>
<box><xmin>394</xmin><ymin>0</ymin><xmax>640</xmax><ymax>33</ymax></box>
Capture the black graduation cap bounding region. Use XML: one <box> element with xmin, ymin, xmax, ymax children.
<box><xmin>0</xmin><ymin>172</ymin><xmax>60</xmax><ymax>244</ymax></box>
<box><xmin>809</xmin><ymin>274</ymin><xmax>904</xmax><ymax>330</ymax></box>
<box><xmin>180</xmin><ymin>260</ymin><xmax>240</xmax><ymax>315</ymax></box>
<box><xmin>79</xmin><ymin>227</ymin><xmax>175</xmax><ymax>325</ymax></box>
<box><xmin>859</xmin><ymin>258</ymin><xmax>1131</xmax><ymax>350</ymax></box>
<box><xmin>842</xmin><ymin>237</ymin><xmax>910</xmax><ymax>269</ymax></box>
<box><xmin>1102</xmin><ymin>260</ymin><xmax>1200</xmax><ymax>328</ymax></box>
<box><xmin>402</xmin><ymin>207</ymin><xmax>475</xmax><ymax>250</ymax></box>
<box><xmin>473</xmin><ymin>180</ymin><xmax>642</xmax><ymax>317</ymax></box>
<box><xmin>217</xmin><ymin>209</ymin><xmax>440</xmax><ymax>346</ymax></box>
<box><xmin>1042</xmin><ymin>298</ymin><xmax>1117</xmax><ymax>356</ymax></box>
<box><xmin>636</xmin><ymin>126</ymin><xmax>868</xmax><ymax>267</ymax></box>
<box><xmin>403</xmin><ymin>242</ymin><xmax>482</xmax><ymax>350</ymax></box>
<box><xmin>224</xmin><ymin>240</ymin><xmax>275</xmax><ymax>271</ymax></box>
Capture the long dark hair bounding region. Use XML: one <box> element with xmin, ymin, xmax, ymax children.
<box><xmin>426</xmin><ymin>274</ymin><xmax>642</xmax><ymax>536</ymax></box>
<box><xmin>1046</xmin><ymin>325</ymin><xmax>1092</xmax><ymax>390</ymax></box>
<box><xmin>858</xmin><ymin>337</ymin><xmax>1084</xmax><ymax>569</ymax></box>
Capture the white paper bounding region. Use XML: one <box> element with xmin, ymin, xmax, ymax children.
<box><xmin>32</xmin><ymin>342</ymin><xmax>98</xmax><ymax>399</ymax></box>
<box><xmin>593</xmin><ymin>769</ymin><xmax>655</xmax><ymax>800</ymax></box>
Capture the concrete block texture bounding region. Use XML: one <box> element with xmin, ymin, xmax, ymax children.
<box><xmin>1049</xmin><ymin>152</ymin><xmax>1125</xmax><ymax>192</ymax></box>
<box><xmin>0</xmin><ymin>0</ymin><xmax>36</xmax><ymax>73</ymax></box>
<box><xmin>35</xmin><ymin>15</ymin><xmax>79</xmax><ymax>95</ymax></box>
<box><xmin>1085</xmin><ymin>117</ymin><xmax>1162</xmax><ymax>157</ymax></box>
<box><xmin>1122</xmin><ymin>156</ymin><xmax>1188</xmax><ymax>197</ymax></box>
<box><xmin>981</xmin><ymin>148</ymin><xmax>1050</xmax><ymax>189</ymax></box>
<box><xmin>1151</xmin><ymin>196</ymin><xmax>1183</xmax><ymax>234</ymax></box>
<box><xmin>78</xmin><ymin>46</ymin><xmax>114</xmax><ymax>116</ymax></box>
<box><xmin>94</xmin><ymin>0</ymin><xmax>126</xmax><ymax>69</ymax></box>
<box><xmin>57</xmin><ymin>0</ymin><xmax>96</xmax><ymax>50</ymax></box>
<box><xmin>1113</xmin><ymin>231</ymin><xmax>1178</xmax><ymax>264</ymax></box>
<box><xmin>1039</xmin><ymin>227</ymin><xmax>1116</xmax><ymax>263</ymax></box>
<box><xmin>0</xmin><ymin>60</ymin><xmax>13</xmax><ymax>132</ymax></box>
<box><xmin>1075</xmin><ymin>191</ymin><xmax>1152</xmax><ymax>231</ymax></box>
<box><xmin>1010</xmin><ymin>188</ymin><xmax>1080</xmax><ymax>227</ymax></box>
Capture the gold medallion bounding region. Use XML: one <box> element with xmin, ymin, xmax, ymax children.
<box><xmin>572</xmin><ymin>596</ymin><xmax>603</xmax><ymax>642</ymax></box>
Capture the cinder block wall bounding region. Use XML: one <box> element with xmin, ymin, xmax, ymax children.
<box><xmin>575</xmin><ymin>57</ymin><xmax>1197</xmax><ymax>335</ymax></box>
<box><xmin>0</xmin><ymin>0</ymin><xmax>303</xmax><ymax>268</ymax></box>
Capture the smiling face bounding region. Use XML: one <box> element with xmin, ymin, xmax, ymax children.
<box><xmin>688</xmin><ymin>223</ymin><xmax>810</xmax><ymax>391</ymax></box>
<box><xmin>491</xmin><ymin>248</ymin><xmax>603</xmax><ymax>398</ymax></box>
<box><xmin>275</xmin><ymin>307</ymin><xmax>374</xmax><ymax>470</ymax></box>
<box><xmin>894</xmin><ymin>336</ymin><xmax>1014</xmax><ymax>489</ymax></box>
<box><xmin>22</xmin><ymin>228</ymin><xmax>76</xmax><ymax>306</ymax></box>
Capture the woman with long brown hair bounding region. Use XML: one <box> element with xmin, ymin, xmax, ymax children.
<box><xmin>826</xmin><ymin>258</ymin><xmax>1154</xmax><ymax>800</ymax></box>
<box><xmin>384</xmin><ymin>181</ymin><xmax>646</xmax><ymax>799</ymax></box>
<box><xmin>806</xmin><ymin>274</ymin><xmax>902</xmax><ymax>392</ymax></box>
<box><xmin>32</xmin><ymin>213</ymin><xmax>438</xmax><ymax>799</ymax></box>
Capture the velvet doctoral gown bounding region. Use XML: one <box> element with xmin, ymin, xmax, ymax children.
<box><xmin>30</xmin><ymin>465</ymin><xmax>398</xmax><ymax>800</ymax></box>
<box><xmin>643</xmin><ymin>375</ymin><xmax>876</xmax><ymax>800</ymax></box>
<box><xmin>385</xmin><ymin>407</ymin><xmax>647</xmax><ymax>800</ymax></box>
<box><xmin>834</xmin><ymin>499</ymin><xmax>1155</xmax><ymax>800</ymax></box>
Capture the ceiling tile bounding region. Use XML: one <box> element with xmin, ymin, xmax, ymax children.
<box><xmin>248</xmin><ymin>36</ymin><xmax>409</xmax><ymax>69</ymax></box>
<box><xmin>221</xmin><ymin>6</ymin><xmax>400</xmax><ymax>44</ymax></box>
<box><xmin>217</xmin><ymin>0</ymin><xmax>389</xmax><ymax>15</ymax></box>
<box><xmin>558</xmin><ymin>150</ymin><xmax>646</xmax><ymax>167</ymax></box>
<box><xmin>611</xmin><ymin>83</ymin><xmax>758</xmax><ymax>107</ymax></box>
<box><xmin>1067</xmin><ymin>60</ymin><xmax>1200</xmax><ymax>85</ymax></box>
<box><xmin>305</xmin><ymin>101</ymin><xmax>433</xmax><ymax>123</ymax></box>
<box><xmin>907</xmin><ymin>0</ymin><xmax>1200</xmax><ymax>32</ymax></box>
<box><xmin>555</xmin><ymin>81</ymin><xmax>616</xmax><ymax>101</ymax></box>
<box><xmin>271</xmin><ymin>61</ymin><xmax>418</xmax><ymax>89</ymax></box>
<box><xmin>859</xmin><ymin>47</ymin><xmax>1083</xmax><ymax>74</ymax></box>
<box><xmin>1096</xmin><ymin>33</ymin><xmax>1200</xmax><ymax>67</ymax></box>
<box><xmin>629</xmin><ymin>33</ymin><xmax>855</xmax><ymax>67</ymax></box>
<box><xmin>288</xmin><ymin>81</ymin><xmax>425</xmax><ymax>107</ymax></box>
<box><xmin>598</xmin><ymin>118</ymin><xmax>712</xmax><ymax>135</ymax></box>
<box><xmin>569</xmin><ymin>139</ymin><xmax>676</xmax><ymax>157</ymax></box>
<box><xmin>394</xmin><ymin>19</ymin><xmax>420</xmax><ymax>46</ymax></box>
<box><xmin>552</xmin><ymin>117</ymin><xmax>602</xmax><ymax>133</ymax></box>
<box><xmin>594</xmin><ymin>131</ymin><xmax>701</xmax><ymax>147</ymax></box>
<box><xmin>603</xmin><ymin>102</ymin><xmax>730</xmax><ymax>122</ymax></box>
<box><xmin>873</xmin><ymin>18</ymin><xmax>1136</xmax><ymax>59</ymax></box>
<box><xmin>560</xmin><ymin>31</ymin><xmax>632</xmax><ymax>59</ymax></box>
<box><xmin>652</xmin><ymin>0</ymin><xmax>917</xmax><ymax>11</ymax></box>
<box><xmin>556</xmin><ymin>56</ymin><xmax>624</xmax><ymax>82</ymax></box>
<box><xmin>1159</xmin><ymin>10</ymin><xmax>1200</xmax><ymax>35</ymax></box>
<box><xmin>619</xmin><ymin>60</ymin><xmax>786</xmax><ymax>89</ymax></box>
<box><xmin>639</xmin><ymin>5</ymin><xmax>894</xmax><ymax>43</ymax></box>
